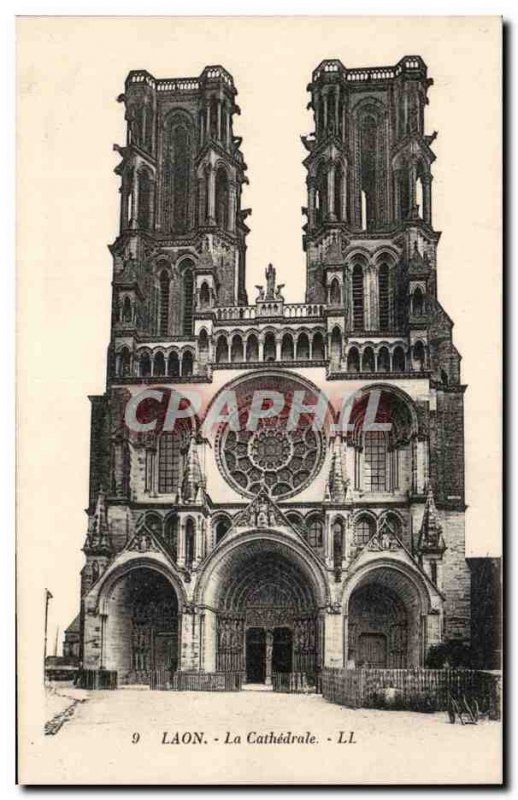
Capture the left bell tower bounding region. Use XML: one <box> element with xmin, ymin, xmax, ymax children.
<box><xmin>110</xmin><ymin>65</ymin><xmax>249</xmax><ymax>364</ymax></box>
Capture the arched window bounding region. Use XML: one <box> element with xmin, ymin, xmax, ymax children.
<box><xmin>264</xmin><ymin>332</ymin><xmax>276</xmax><ymax>361</ymax></box>
<box><xmin>246</xmin><ymin>334</ymin><xmax>259</xmax><ymax>361</ymax></box>
<box><xmin>216</xmin><ymin>336</ymin><xmax>229</xmax><ymax>363</ymax></box>
<box><xmin>354</xmin><ymin>515</ymin><xmax>375</xmax><ymax>546</ymax></box>
<box><xmin>154</xmin><ymin>352</ymin><xmax>165</xmax><ymax>376</ymax></box>
<box><xmin>329</xmin><ymin>278</ymin><xmax>341</xmax><ymax>306</ymax></box>
<box><xmin>286</xmin><ymin>512</ymin><xmax>303</xmax><ymax>531</ymax></box>
<box><xmin>159</xmin><ymin>270</ymin><xmax>170</xmax><ymax>336</ymax></box>
<box><xmin>412</xmin><ymin>287</ymin><xmax>424</xmax><ymax>316</ymax></box>
<box><xmin>168</xmin><ymin>351</ymin><xmax>180</xmax><ymax>377</ymax></box>
<box><xmin>334</xmin><ymin>162</ymin><xmax>344</xmax><ymax>221</ymax></box>
<box><xmin>352</xmin><ymin>264</ymin><xmax>364</xmax><ymax>330</ymax></box>
<box><xmin>315</xmin><ymin>162</ymin><xmax>327</xmax><ymax>226</ymax></box>
<box><xmin>91</xmin><ymin>560</ymin><xmax>99</xmax><ymax>583</ymax></box>
<box><xmin>346</xmin><ymin>346</ymin><xmax>360</xmax><ymax>372</ymax></box>
<box><xmin>312</xmin><ymin>331</ymin><xmax>325</xmax><ymax>360</ymax></box>
<box><xmin>121</xmin><ymin>348</ymin><xmax>131</xmax><ymax>377</ymax></box>
<box><xmin>230</xmin><ymin>334</ymin><xmax>244</xmax><ymax>362</ymax></box>
<box><xmin>181</xmin><ymin>263</ymin><xmax>194</xmax><ymax>336</ymax></box>
<box><xmin>122</xmin><ymin>296</ymin><xmax>133</xmax><ymax>323</ymax></box>
<box><xmin>214</xmin><ymin>516</ymin><xmax>231</xmax><ymax>545</ymax></box>
<box><xmin>378</xmin><ymin>263</ymin><xmax>390</xmax><ymax>329</ymax></box>
<box><xmin>281</xmin><ymin>333</ymin><xmax>294</xmax><ymax>361</ymax></box>
<box><xmin>137</xmin><ymin>168</ymin><xmax>153</xmax><ymax>230</ymax></box>
<box><xmin>393</xmin><ymin>345</ymin><xmax>406</xmax><ymax>372</ymax></box>
<box><xmin>182</xmin><ymin>351</ymin><xmax>194</xmax><ymax>376</ymax></box>
<box><xmin>198</xmin><ymin>329</ymin><xmax>209</xmax><ymax>362</ymax></box>
<box><xmin>164</xmin><ymin>515</ymin><xmax>178</xmax><ymax>561</ymax></box>
<box><xmin>296</xmin><ymin>332</ymin><xmax>310</xmax><ymax>360</ymax></box>
<box><xmin>306</xmin><ymin>515</ymin><xmax>323</xmax><ymax>548</ymax></box>
<box><xmin>413</xmin><ymin>341</ymin><xmax>426</xmax><ymax>371</ymax></box>
<box><xmin>165</xmin><ymin>118</ymin><xmax>193</xmax><ymax>234</ymax></box>
<box><xmin>378</xmin><ymin>346</ymin><xmax>390</xmax><ymax>373</ymax></box>
<box><xmin>140</xmin><ymin>353</ymin><xmax>152</xmax><ymax>377</ymax></box>
<box><xmin>359</xmin><ymin>114</ymin><xmax>379</xmax><ymax>230</ymax></box>
<box><xmin>361</xmin><ymin>346</ymin><xmax>375</xmax><ymax>372</ymax></box>
<box><xmin>397</xmin><ymin>165</ymin><xmax>410</xmax><ymax>221</ymax></box>
<box><xmin>215</xmin><ymin>167</ymin><xmax>229</xmax><ymax>230</ymax></box>
<box><xmin>364</xmin><ymin>431</ymin><xmax>388</xmax><ymax>491</ymax></box>
<box><xmin>199</xmin><ymin>282</ymin><xmax>211</xmax><ymax>309</ymax></box>
<box><xmin>185</xmin><ymin>518</ymin><xmax>195</xmax><ymax>569</ymax></box>
<box><xmin>331</xmin><ymin>327</ymin><xmax>342</xmax><ymax>363</ymax></box>
<box><xmin>158</xmin><ymin>431</ymin><xmax>183</xmax><ymax>494</ymax></box>
<box><xmin>333</xmin><ymin>518</ymin><xmax>344</xmax><ymax>569</ymax></box>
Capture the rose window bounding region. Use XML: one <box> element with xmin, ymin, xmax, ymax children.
<box><xmin>214</xmin><ymin>374</ymin><xmax>329</xmax><ymax>499</ymax></box>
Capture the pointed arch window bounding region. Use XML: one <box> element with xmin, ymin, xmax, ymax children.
<box><xmin>364</xmin><ymin>430</ymin><xmax>388</xmax><ymax>492</ymax></box>
<box><xmin>230</xmin><ymin>334</ymin><xmax>244</xmax><ymax>362</ymax></box>
<box><xmin>359</xmin><ymin>114</ymin><xmax>379</xmax><ymax>230</ymax></box>
<box><xmin>333</xmin><ymin>518</ymin><xmax>344</xmax><ymax>569</ymax></box>
<box><xmin>296</xmin><ymin>332</ymin><xmax>310</xmax><ymax>360</ymax></box>
<box><xmin>352</xmin><ymin>264</ymin><xmax>364</xmax><ymax>330</ymax></box>
<box><xmin>412</xmin><ymin>287</ymin><xmax>424</xmax><ymax>316</ymax></box>
<box><xmin>158</xmin><ymin>432</ymin><xmax>182</xmax><ymax>494</ymax></box>
<box><xmin>246</xmin><ymin>334</ymin><xmax>259</xmax><ymax>361</ymax></box>
<box><xmin>346</xmin><ymin>346</ymin><xmax>359</xmax><ymax>372</ymax></box>
<box><xmin>378</xmin><ymin>263</ymin><xmax>390</xmax><ymax>329</ymax></box>
<box><xmin>331</xmin><ymin>327</ymin><xmax>342</xmax><ymax>363</ymax></box>
<box><xmin>182</xmin><ymin>351</ymin><xmax>194</xmax><ymax>376</ymax></box>
<box><xmin>137</xmin><ymin>168</ymin><xmax>153</xmax><ymax>230</ymax></box>
<box><xmin>329</xmin><ymin>278</ymin><xmax>342</xmax><ymax>306</ymax></box>
<box><xmin>216</xmin><ymin>336</ymin><xmax>229</xmax><ymax>363</ymax></box>
<box><xmin>185</xmin><ymin>518</ymin><xmax>195</xmax><ymax>570</ymax></box>
<box><xmin>264</xmin><ymin>332</ymin><xmax>276</xmax><ymax>361</ymax></box>
<box><xmin>168</xmin><ymin>351</ymin><xmax>180</xmax><ymax>377</ymax></box>
<box><xmin>354</xmin><ymin>515</ymin><xmax>375</xmax><ymax>546</ymax></box>
<box><xmin>165</xmin><ymin>116</ymin><xmax>193</xmax><ymax>234</ymax></box>
<box><xmin>164</xmin><ymin>515</ymin><xmax>178</xmax><ymax>561</ymax></box>
<box><xmin>215</xmin><ymin>167</ymin><xmax>229</xmax><ymax>230</ymax></box>
<box><xmin>334</xmin><ymin>162</ymin><xmax>344</xmax><ymax>221</ymax></box>
<box><xmin>307</xmin><ymin>515</ymin><xmax>323</xmax><ymax>548</ymax></box>
<box><xmin>281</xmin><ymin>333</ymin><xmax>294</xmax><ymax>361</ymax></box>
<box><xmin>159</xmin><ymin>270</ymin><xmax>170</xmax><ymax>337</ymax></box>
<box><xmin>315</xmin><ymin>162</ymin><xmax>327</xmax><ymax>226</ymax></box>
<box><xmin>181</xmin><ymin>263</ymin><xmax>194</xmax><ymax>336</ymax></box>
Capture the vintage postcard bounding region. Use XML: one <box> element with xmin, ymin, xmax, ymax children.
<box><xmin>16</xmin><ymin>15</ymin><xmax>502</xmax><ymax>785</ymax></box>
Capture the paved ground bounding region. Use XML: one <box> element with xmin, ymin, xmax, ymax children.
<box><xmin>36</xmin><ymin>685</ymin><xmax>502</xmax><ymax>784</ymax></box>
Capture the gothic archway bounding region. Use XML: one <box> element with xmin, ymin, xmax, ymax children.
<box><xmin>197</xmin><ymin>534</ymin><xmax>328</xmax><ymax>683</ymax></box>
<box><xmin>102</xmin><ymin>566</ymin><xmax>181</xmax><ymax>684</ymax></box>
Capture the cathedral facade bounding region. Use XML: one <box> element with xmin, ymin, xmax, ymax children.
<box><xmin>79</xmin><ymin>57</ymin><xmax>469</xmax><ymax>686</ymax></box>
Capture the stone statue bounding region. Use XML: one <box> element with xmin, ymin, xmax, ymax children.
<box><xmin>265</xmin><ymin>263</ymin><xmax>276</xmax><ymax>299</ymax></box>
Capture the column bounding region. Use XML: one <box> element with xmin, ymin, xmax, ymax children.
<box><xmin>205</xmin><ymin>100</ymin><xmax>211</xmax><ymax>141</ymax></box>
<box><xmin>177</xmin><ymin>519</ymin><xmax>186</xmax><ymax>567</ymax></box>
<box><xmin>308</xmin><ymin>179</ymin><xmax>316</xmax><ymax>227</ymax></box>
<box><xmin>423</xmin><ymin>175</ymin><xmax>432</xmax><ymax>225</ymax></box>
<box><xmin>195</xmin><ymin>517</ymin><xmax>203</xmax><ymax>563</ymax></box>
<box><xmin>130</xmin><ymin>168</ymin><xmax>139</xmax><ymax>229</ymax></box>
<box><xmin>265</xmin><ymin>629</ymin><xmax>274</xmax><ymax>686</ymax></box>
<box><xmin>334</xmin><ymin>86</ymin><xmax>340</xmax><ymax>133</ymax></box>
<box><xmin>217</xmin><ymin>98</ymin><xmax>222</xmax><ymax>142</ymax></box>
<box><xmin>258</xmin><ymin>337</ymin><xmax>265</xmax><ymax>362</ymax></box>
<box><xmin>323</xmin><ymin>609</ymin><xmax>344</xmax><ymax>667</ymax></box>
<box><xmin>275</xmin><ymin>337</ymin><xmax>281</xmax><ymax>361</ymax></box>
<box><xmin>201</xmin><ymin>609</ymin><xmax>218</xmax><ymax>671</ymax></box>
<box><xmin>225</xmin><ymin>103</ymin><xmax>231</xmax><ymax>149</ymax></box>
<box><xmin>228</xmin><ymin>181</ymin><xmax>237</xmax><ymax>233</ymax></box>
<box><xmin>409</xmin><ymin>161</ymin><xmax>417</xmax><ymax>218</ymax></box>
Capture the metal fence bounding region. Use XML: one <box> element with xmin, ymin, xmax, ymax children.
<box><xmin>272</xmin><ymin>672</ymin><xmax>322</xmax><ymax>694</ymax></box>
<box><xmin>321</xmin><ymin>668</ymin><xmax>501</xmax><ymax>717</ymax></box>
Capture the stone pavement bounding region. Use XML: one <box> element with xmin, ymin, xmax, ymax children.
<box><xmin>33</xmin><ymin>686</ymin><xmax>503</xmax><ymax>784</ymax></box>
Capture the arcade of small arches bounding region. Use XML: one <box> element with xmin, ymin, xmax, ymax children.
<box><xmin>213</xmin><ymin>328</ymin><xmax>327</xmax><ymax>364</ymax></box>
<box><xmin>113</xmin><ymin>334</ymin><xmax>427</xmax><ymax>377</ymax></box>
<box><xmin>131</xmin><ymin>505</ymin><xmax>408</xmax><ymax>588</ymax></box>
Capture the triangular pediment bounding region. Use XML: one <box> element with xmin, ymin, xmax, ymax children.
<box><xmin>227</xmin><ymin>488</ymin><xmax>304</xmax><ymax>543</ymax></box>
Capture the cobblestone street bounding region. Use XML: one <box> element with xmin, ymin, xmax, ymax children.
<box><xmin>32</xmin><ymin>686</ymin><xmax>503</xmax><ymax>784</ymax></box>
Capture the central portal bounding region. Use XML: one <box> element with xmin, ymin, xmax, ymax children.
<box><xmin>213</xmin><ymin>541</ymin><xmax>320</xmax><ymax>682</ymax></box>
<box><xmin>245</xmin><ymin>626</ymin><xmax>294</xmax><ymax>684</ymax></box>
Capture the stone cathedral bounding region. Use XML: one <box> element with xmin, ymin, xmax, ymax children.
<box><xmin>77</xmin><ymin>57</ymin><xmax>470</xmax><ymax>686</ymax></box>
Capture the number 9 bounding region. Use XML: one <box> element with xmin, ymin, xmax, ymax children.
<box><xmin>132</xmin><ymin>732</ymin><xmax>140</xmax><ymax>744</ymax></box>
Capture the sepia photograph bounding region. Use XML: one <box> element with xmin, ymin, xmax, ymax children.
<box><xmin>15</xmin><ymin>14</ymin><xmax>502</xmax><ymax>785</ymax></box>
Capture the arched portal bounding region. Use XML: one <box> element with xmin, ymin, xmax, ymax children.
<box><xmin>103</xmin><ymin>567</ymin><xmax>180</xmax><ymax>684</ymax></box>
<box><xmin>198</xmin><ymin>535</ymin><xmax>327</xmax><ymax>684</ymax></box>
<box><xmin>346</xmin><ymin>564</ymin><xmax>429</xmax><ymax>668</ymax></box>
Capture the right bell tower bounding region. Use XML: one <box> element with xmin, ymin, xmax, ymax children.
<box><xmin>302</xmin><ymin>56</ymin><xmax>438</xmax><ymax>338</ymax></box>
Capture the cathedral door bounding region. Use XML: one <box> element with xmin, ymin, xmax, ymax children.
<box><xmin>358</xmin><ymin>633</ymin><xmax>387</xmax><ymax>668</ymax></box>
<box><xmin>154</xmin><ymin>632</ymin><xmax>178</xmax><ymax>671</ymax></box>
<box><xmin>246</xmin><ymin>627</ymin><xmax>266</xmax><ymax>682</ymax></box>
<box><xmin>272</xmin><ymin>627</ymin><xmax>293</xmax><ymax>674</ymax></box>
